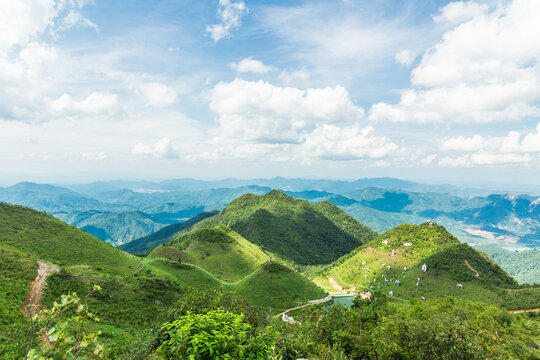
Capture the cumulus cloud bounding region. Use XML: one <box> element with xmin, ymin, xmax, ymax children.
<box><xmin>206</xmin><ymin>0</ymin><xmax>248</xmax><ymax>42</ymax></box>
<box><xmin>52</xmin><ymin>92</ymin><xmax>118</xmax><ymax>114</ymax></box>
<box><xmin>433</xmin><ymin>1</ymin><xmax>488</xmax><ymax>24</ymax></box>
<box><xmin>136</xmin><ymin>82</ymin><xmax>178</xmax><ymax>108</ymax></box>
<box><xmin>301</xmin><ymin>124</ymin><xmax>397</xmax><ymax>161</ymax></box>
<box><xmin>229</xmin><ymin>57</ymin><xmax>272</xmax><ymax>73</ymax></box>
<box><xmin>209</xmin><ymin>78</ymin><xmax>365</xmax><ymax>144</ymax></box>
<box><xmin>394</xmin><ymin>50</ymin><xmax>416</xmax><ymax>66</ymax></box>
<box><xmin>132</xmin><ymin>138</ymin><xmax>180</xmax><ymax>159</ymax></box>
<box><xmin>438</xmin><ymin>122</ymin><xmax>540</xmax><ymax>166</ymax></box>
<box><xmin>369</xmin><ymin>0</ymin><xmax>540</xmax><ymax>123</ymax></box>
<box><xmin>278</xmin><ymin>67</ymin><xmax>310</xmax><ymax>85</ymax></box>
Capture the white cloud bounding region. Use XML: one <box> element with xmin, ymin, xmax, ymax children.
<box><xmin>82</xmin><ymin>151</ymin><xmax>107</xmax><ymax>160</ymax></box>
<box><xmin>369</xmin><ymin>0</ymin><xmax>540</xmax><ymax>123</ymax></box>
<box><xmin>52</xmin><ymin>92</ymin><xmax>118</xmax><ymax>114</ymax></box>
<box><xmin>0</xmin><ymin>0</ymin><xmax>57</xmax><ymax>51</ymax></box>
<box><xmin>132</xmin><ymin>138</ymin><xmax>180</xmax><ymax>159</ymax></box>
<box><xmin>278</xmin><ymin>67</ymin><xmax>310</xmax><ymax>85</ymax></box>
<box><xmin>57</xmin><ymin>10</ymin><xmax>98</xmax><ymax>32</ymax></box>
<box><xmin>206</xmin><ymin>0</ymin><xmax>248</xmax><ymax>42</ymax></box>
<box><xmin>394</xmin><ymin>50</ymin><xmax>416</xmax><ymax>66</ymax></box>
<box><xmin>229</xmin><ymin>57</ymin><xmax>272</xmax><ymax>73</ymax></box>
<box><xmin>433</xmin><ymin>1</ymin><xmax>488</xmax><ymax>24</ymax></box>
<box><xmin>438</xmin><ymin>153</ymin><xmax>531</xmax><ymax>167</ymax></box>
<box><xmin>301</xmin><ymin>124</ymin><xmax>397</xmax><ymax>161</ymax></box>
<box><xmin>438</xmin><ymin>122</ymin><xmax>540</xmax><ymax>166</ymax></box>
<box><xmin>209</xmin><ymin>78</ymin><xmax>365</xmax><ymax>144</ymax></box>
<box><xmin>136</xmin><ymin>82</ymin><xmax>178</xmax><ymax>108</ymax></box>
<box><xmin>420</xmin><ymin>154</ymin><xmax>437</xmax><ymax>165</ymax></box>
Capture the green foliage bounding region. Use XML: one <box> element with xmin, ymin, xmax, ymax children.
<box><xmin>231</xmin><ymin>263</ymin><xmax>326</xmax><ymax>311</ymax></box>
<box><xmin>476</xmin><ymin>246</ymin><xmax>540</xmax><ymax>284</ymax></box>
<box><xmin>180</xmin><ymin>190</ymin><xmax>376</xmax><ymax>265</ymax></box>
<box><xmin>311</xmin><ymin>223</ymin><xmax>538</xmax><ymax>310</ymax></box>
<box><xmin>119</xmin><ymin>211</ymin><xmax>218</xmax><ymax>254</ymax></box>
<box><xmin>163</xmin><ymin>225</ymin><xmax>268</xmax><ymax>281</ymax></box>
<box><xmin>272</xmin><ymin>297</ymin><xmax>540</xmax><ymax>360</ymax></box>
<box><xmin>157</xmin><ymin>310</ymin><xmax>282</xmax><ymax>359</ymax></box>
<box><xmin>26</xmin><ymin>285</ymin><xmax>105</xmax><ymax>360</ymax></box>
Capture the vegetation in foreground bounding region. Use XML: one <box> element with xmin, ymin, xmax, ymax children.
<box><xmin>11</xmin><ymin>289</ymin><xmax>540</xmax><ymax>359</ymax></box>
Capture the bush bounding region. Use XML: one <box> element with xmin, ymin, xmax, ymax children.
<box><xmin>157</xmin><ymin>310</ymin><xmax>282</xmax><ymax>359</ymax></box>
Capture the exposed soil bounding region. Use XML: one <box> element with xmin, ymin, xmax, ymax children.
<box><xmin>508</xmin><ymin>308</ymin><xmax>540</xmax><ymax>314</ymax></box>
<box><xmin>327</xmin><ymin>275</ymin><xmax>343</xmax><ymax>291</ymax></box>
<box><xmin>22</xmin><ymin>260</ymin><xmax>60</xmax><ymax>318</ymax></box>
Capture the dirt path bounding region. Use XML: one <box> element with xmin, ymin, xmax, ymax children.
<box><xmin>508</xmin><ymin>308</ymin><xmax>540</xmax><ymax>314</ymax></box>
<box><xmin>327</xmin><ymin>276</ymin><xmax>343</xmax><ymax>291</ymax></box>
<box><xmin>464</xmin><ymin>260</ymin><xmax>480</xmax><ymax>278</ymax></box>
<box><xmin>22</xmin><ymin>261</ymin><xmax>60</xmax><ymax>318</ymax></box>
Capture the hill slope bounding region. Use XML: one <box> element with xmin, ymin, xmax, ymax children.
<box><xmin>119</xmin><ymin>210</ymin><xmax>218</xmax><ymax>254</ymax></box>
<box><xmin>313</xmin><ymin>223</ymin><xmax>539</xmax><ymax>310</ymax></box>
<box><xmin>178</xmin><ymin>190</ymin><xmax>377</xmax><ymax>265</ymax></box>
<box><xmin>151</xmin><ymin>225</ymin><xmax>270</xmax><ymax>282</ymax></box>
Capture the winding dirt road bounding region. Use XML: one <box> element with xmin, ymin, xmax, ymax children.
<box><xmin>22</xmin><ymin>261</ymin><xmax>59</xmax><ymax>318</ymax></box>
<box><xmin>464</xmin><ymin>260</ymin><xmax>480</xmax><ymax>278</ymax></box>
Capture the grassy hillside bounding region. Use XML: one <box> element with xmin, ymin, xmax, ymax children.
<box><xmin>230</xmin><ymin>262</ymin><xmax>326</xmax><ymax>311</ymax></box>
<box><xmin>178</xmin><ymin>190</ymin><xmax>377</xmax><ymax>265</ymax></box>
<box><xmin>475</xmin><ymin>245</ymin><xmax>540</xmax><ymax>284</ymax></box>
<box><xmin>119</xmin><ymin>210</ymin><xmax>218</xmax><ymax>254</ymax></box>
<box><xmin>0</xmin><ymin>203</ymin><xmax>185</xmax><ymax>356</ymax></box>
<box><xmin>153</xmin><ymin>225</ymin><xmax>269</xmax><ymax>282</ymax></box>
<box><xmin>312</xmin><ymin>223</ymin><xmax>539</xmax><ymax>310</ymax></box>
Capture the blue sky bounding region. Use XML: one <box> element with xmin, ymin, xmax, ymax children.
<box><xmin>1</xmin><ymin>0</ymin><xmax>539</xmax><ymax>187</ymax></box>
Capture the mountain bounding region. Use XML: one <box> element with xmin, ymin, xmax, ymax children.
<box><xmin>55</xmin><ymin>210</ymin><xmax>169</xmax><ymax>245</ymax></box>
<box><xmin>151</xmin><ymin>225</ymin><xmax>269</xmax><ymax>282</ymax></box>
<box><xmin>0</xmin><ymin>181</ymin><xmax>115</xmax><ymax>213</ymax></box>
<box><xmin>119</xmin><ymin>210</ymin><xmax>218</xmax><ymax>254</ymax></box>
<box><xmin>475</xmin><ymin>245</ymin><xmax>540</xmax><ymax>284</ymax></box>
<box><xmin>0</xmin><ymin>202</ymin><xmax>327</xmax><ymax>356</ymax></box>
<box><xmin>312</xmin><ymin>223</ymin><xmax>539</xmax><ymax>310</ymax></box>
<box><xmin>178</xmin><ymin>190</ymin><xmax>377</xmax><ymax>265</ymax></box>
<box><xmin>0</xmin><ymin>202</ymin><xmax>185</xmax><ymax>355</ymax></box>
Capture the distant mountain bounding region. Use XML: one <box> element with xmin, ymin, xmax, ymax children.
<box><xmin>119</xmin><ymin>210</ymin><xmax>218</xmax><ymax>254</ymax></box>
<box><xmin>0</xmin><ymin>181</ymin><xmax>117</xmax><ymax>213</ymax></box>
<box><xmin>312</xmin><ymin>223</ymin><xmax>539</xmax><ymax>309</ymax></box>
<box><xmin>177</xmin><ymin>190</ymin><xmax>377</xmax><ymax>265</ymax></box>
<box><xmin>55</xmin><ymin>210</ymin><xmax>169</xmax><ymax>245</ymax></box>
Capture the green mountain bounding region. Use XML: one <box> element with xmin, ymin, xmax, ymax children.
<box><xmin>0</xmin><ymin>202</ymin><xmax>328</xmax><ymax>356</ymax></box>
<box><xmin>55</xmin><ymin>210</ymin><xmax>169</xmax><ymax>245</ymax></box>
<box><xmin>0</xmin><ymin>202</ymin><xmax>187</xmax><ymax>355</ymax></box>
<box><xmin>178</xmin><ymin>190</ymin><xmax>377</xmax><ymax>265</ymax></box>
<box><xmin>119</xmin><ymin>210</ymin><xmax>218</xmax><ymax>254</ymax></box>
<box><xmin>152</xmin><ymin>225</ymin><xmax>270</xmax><ymax>282</ymax></box>
<box><xmin>475</xmin><ymin>245</ymin><xmax>540</xmax><ymax>284</ymax></box>
<box><xmin>313</xmin><ymin>223</ymin><xmax>539</xmax><ymax>310</ymax></box>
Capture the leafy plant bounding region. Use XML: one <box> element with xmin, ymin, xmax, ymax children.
<box><xmin>157</xmin><ymin>310</ymin><xmax>282</xmax><ymax>359</ymax></box>
<box><xmin>25</xmin><ymin>285</ymin><xmax>105</xmax><ymax>359</ymax></box>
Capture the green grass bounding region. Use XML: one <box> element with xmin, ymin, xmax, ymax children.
<box><xmin>0</xmin><ymin>202</ymin><xmax>140</xmax><ymax>275</ymax></box>
<box><xmin>176</xmin><ymin>190</ymin><xmax>377</xmax><ymax>265</ymax></box>
<box><xmin>230</xmin><ymin>262</ymin><xmax>326</xmax><ymax>312</ymax></box>
<box><xmin>164</xmin><ymin>225</ymin><xmax>269</xmax><ymax>281</ymax></box>
<box><xmin>311</xmin><ymin>222</ymin><xmax>540</xmax><ymax>310</ymax></box>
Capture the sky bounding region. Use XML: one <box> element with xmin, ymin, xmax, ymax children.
<box><xmin>1</xmin><ymin>0</ymin><xmax>540</xmax><ymax>186</ymax></box>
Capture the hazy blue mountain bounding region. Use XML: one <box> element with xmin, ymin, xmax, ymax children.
<box><xmin>0</xmin><ymin>182</ymin><xmax>121</xmax><ymax>213</ymax></box>
<box><xmin>56</xmin><ymin>210</ymin><xmax>169</xmax><ymax>245</ymax></box>
<box><xmin>119</xmin><ymin>210</ymin><xmax>219</xmax><ymax>254</ymax></box>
